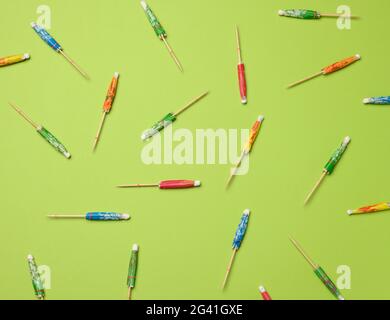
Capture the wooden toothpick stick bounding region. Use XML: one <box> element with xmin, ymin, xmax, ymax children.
<box><xmin>222</xmin><ymin>249</ymin><xmax>237</xmax><ymax>289</ymax></box>
<box><xmin>8</xmin><ymin>102</ymin><xmax>38</xmax><ymax>129</ymax></box>
<box><xmin>93</xmin><ymin>112</ymin><xmax>107</xmax><ymax>151</ymax></box>
<box><xmin>304</xmin><ymin>171</ymin><xmax>327</xmax><ymax>205</ymax></box>
<box><xmin>173</xmin><ymin>92</ymin><xmax>209</xmax><ymax>117</ymax></box>
<box><xmin>59</xmin><ymin>50</ymin><xmax>89</xmax><ymax>79</ymax></box>
<box><xmin>48</xmin><ymin>215</ymin><xmax>85</xmax><ymax>219</ymax></box>
<box><xmin>287</xmin><ymin>71</ymin><xmax>323</xmax><ymax>88</ymax></box>
<box><xmin>289</xmin><ymin>237</ymin><xmax>318</xmax><ymax>269</ymax></box>
<box><xmin>320</xmin><ymin>13</ymin><xmax>358</xmax><ymax>18</ymax></box>
<box><xmin>226</xmin><ymin>151</ymin><xmax>245</xmax><ymax>187</ymax></box>
<box><xmin>117</xmin><ymin>183</ymin><xmax>159</xmax><ymax>188</ymax></box>
<box><xmin>161</xmin><ymin>36</ymin><xmax>183</xmax><ymax>72</ymax></box>
<box><xmin>236</xmin><ymin>26</ymin><xmax>242</xmax><ymax>64</ymax></box>
<box><xmin>128</xmin><ymin>286</ymin><xmax>132</xmax><ymax>300</ymax></box>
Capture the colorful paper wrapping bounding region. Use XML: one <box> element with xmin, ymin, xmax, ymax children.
<box><xmin>141</xmin><ymin>0</ymin><xmax>167</xmax><ymax>38</ymax></box>
<box><xmin>348</xmin><ymin>202</ymin><xmax>390</xmax><ymax>215</ymax></box>
<box><xmin>363</xmin><ymin>96</ymin><xmax>390</xmax><ymax>105</ymax></box>
<box><xmin>0</xmin><ymin>53</ymin><xmax>30</xmax><ymax>67</ymax></box>
<box><xmin>159</xmin><ymin>180</ymin><xmax>201</xmax><ymax>189</ymax></box>
<box><xmin>103</xmin><ymin>73</ymin><xmax>119</xmax><ymax>113</ymax></box>
<box><xmin>232</xmin><ymin>209</ymin><xmax>250</xmax><ymax>250</ymax></box>
<box><xmin>31</xmin><ymin>23</ymin><xmax>62</xmax><ymax>52</ymax></box>
<box><xmin>322</xmin><ymin>55</ymin><xmax>360</xmax><ymax>75</ymax></box>
<box><xmin>127</xmin><ymin>244</ymin><xmax>139</xmax><ymax>289</ymax></box>
<box><xmin>259</xmin><ymin>286</ymin><xmax>272</xmax><ymax>301</ymax></box>
<box><xmin>278</xmin><ymin>9</ymin><xmax>321</xmax><ymax>19</ymax></box>
<box><xmin>37</xmin><ymin>126</ymin><xmax>71</xmax><ymax>159</ymax></box>
<box><xmin>314</xmin><ymin>267</ymin><xmax>344</xmax><ymax>300</ymax></box>
<box><xmin>244</xmin><ymin>116</ymin><xmax>264</xmax><ymax>154</ymax></box>
<box><xmin>86</xmin><ymin>212</ymin><xmax>130</xmax><ymax>221</ymax></box>
<box><xmin>324</xmin><ymin>137</ymin><xmax>351</xmax><ymax>174</ymax></box>
<box><xmin>238</xmin><ymin>64</ymin><xmax>247</xmax><ymax>104</ymax></box>
<box><xmin>141</xmin><ymin>113</ymin><xmax>177</xmax><ymax>140</ymax></box>
<box><xmin>27</xmin><ymin>255</ymin><xmax>45</xmax><ymax>300</ymax></box>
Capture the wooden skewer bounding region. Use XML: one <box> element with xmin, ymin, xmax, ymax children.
<box><xmin>93</xmin><ymin>112</ymin><xmax>107</xmax><ymax>151</ymax></box>
<box><xmin>304</xmin><ymin>171</ymin><xmax>327</xmax><ymax>205</ymax></box>
<box><xmin>48</xmin><ymin>215</ymin><xmax>85</xmax><ymax>219</ymax></box>
<box><xmin>173</xmin><ymin>91</ymin><xmax>209</xmax><ymax>117</ymax></box>
<box><xmin>226</xmin><ymin>151</ymin><xmax>246</xmax><ymax>188</ymax></box>
<box><xmin>128</xmin><ymin>287</ymin><xmax>132</xmax><ymax>300</ymax></box>
<box><xmin>117</xmin><ymin>184</ymin><xmax>159</xmax><ymax>188</ymax></box>
<box><xmin>320</xmin><ymin>13</ymin><xmax>358</xmax><ymax>18</ymax></box>
<box><xmin>8</xmin><ymin>102</ymin><xmax>38</xmax><ymax>129</ymax></box>
<box><xmin>59</xmin><ymin>50</ymin><xmax>89</xmax><ymax>79</ymax></box>
<box><xmin>161</xmin><ymin>36</ymin><xmax>183</xmax><ymax>72</ymax></box>
<box><xmin>289</xmin><ymin>237</ymin><xmax>318</xmax><ymax>269</ymax></box>
<box><xmin>287</xmin><ymin>71</ymin><xmax>323</xmax><ymax>89</ymax></box>
<box><xmin>236</xmin><ymin>26</ymin><xmax>242</xmax><ymax>64</ymax></box>
<box><xmin>222</xmin><ymin>249</ymin><xmax>237</xmax><ymax>289</ymax></box>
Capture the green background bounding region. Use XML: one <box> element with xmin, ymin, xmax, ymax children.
<box><xmin>0</xmin><ymin>0</ymin><xmax>389</xmax><ymax>300</ymax></box>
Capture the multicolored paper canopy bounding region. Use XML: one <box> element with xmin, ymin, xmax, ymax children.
<box><xmin>348</xmin><ymin>202</ymin><xmax>390</xmax><ymax>215</ymax></box>
<box><xmin>103</xmin><ymin>72</ymin><xmax>119</xmax><ymax>113</ymax></box>
<box><xmin>324</xmin><ymin>137</ymin><xmax>351</xmax><ymax>174</ymax></box>
<box><xmin>141</xmin><ymin>0</ymin><xmax>167</xmax><ymax>38</ymax></box>
<box><xmin>118</xmin><ymin>180</ymin><xmax>201</xmax><ymax>189</ymax></box>
<box><xmin>31</xmin><ymin>23</ymin><xmax>62</xmax><ymax>51</ymax></box>
<box><xmin>232</xmin><ymin>209</ymin><xmax>250</xmax><ymax>250</ymax></box>
<box><xmin>37</xmin><ymin>126</ymin><xmax>71</xmax><ymax>159</ymax></box>
<box><xmin>244</xmin><ymin>116</ymin><xmax>264</xmax><ymax>154</ymax></box>
<box><xmin>127</xmin><ymin>244</ymin><xmax>139</xmax><ymax>289</ymax></box>
<box><xmin>0</xmin><ymin>53</ymin><xmax>30</xmax><ymax>67</ymax></box>
<box><xmin>322</xmin><ymin>55</ymin><xmax>360</xmax><ymax>75</ymax></box>
<box><xmin>127</xmin><ymin>244</ymin><xmax>139</xmax><ymax>300</ymax></box>
<box><xmin>279</xmin><ymin>9</ymin><xmax>321</xmax><ymax>19</ymax></box>
<box><xmin>363</xmin><ymin>96</ymin><xmax>390</xmax><ymax>105</ymax></box>
<box><xmin>27</xmin><ymin>255</ymin><xmax>45</xmax><ymax>300</ymax></box>
<box><xmin>141</xmin><ymin>113</ymin><xmax>176</xmax><ymax>141</ymax></box>
<box><xmin>259</xmin><ymin>286</ymin><xmax>272</xmax><ymax>300</ymax></box>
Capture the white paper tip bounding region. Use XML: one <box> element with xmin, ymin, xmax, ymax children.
<box><xmin>194</xmin><ymin>180</ymin><xmax>201</xmax><ymax>187</ymax></box>
<box><xmin>259</xmin><ymin>286</ymin><xmax>266</xmax><ymax>293</ymax></box>
<box><xmin>132</xmin><ymin>244</ymin><xmax>139</xmax><ymax>251</ymax></box>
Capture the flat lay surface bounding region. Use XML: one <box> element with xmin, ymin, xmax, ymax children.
<box><xmin>0</xmin><ymin>0</ymin><xmax>389</xmax><ymax>300</ymax></box>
